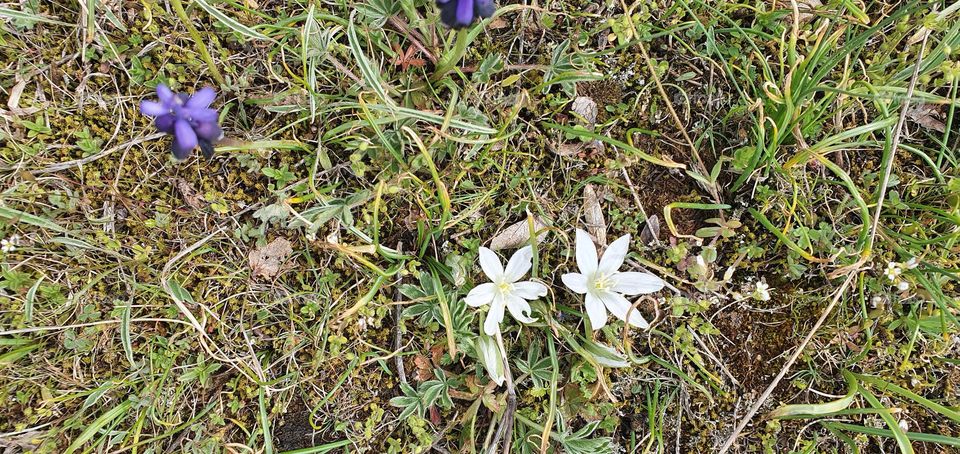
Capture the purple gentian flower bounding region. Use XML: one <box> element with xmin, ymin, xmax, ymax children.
<box><xmin>437</xmin><ymin>0</ymin><xmax>495</xmax><ymax>28</ymax></box>
<box><xmin>140</xmin><ymin>84</ymin><xmax>222</xmax><ymax>160</ymax></box>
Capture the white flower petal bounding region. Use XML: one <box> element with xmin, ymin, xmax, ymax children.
<box><xmin>612</xmin><ymin>272</ymin><xmax>664</xmax><ymax>295</ymax></box>
<box><xmin>476</xmin><ymin>335</ymin><xmax>505</xmax><ymax>386</ymax></box>
<box><xmin>598</xmin><ymin>234</ymin><xmax>630</xmax><ymax>274</ymax></box>
<box><xmin>503</xmin><ymin>246</ymin><xmax>533</xmax><ymax>283</ymax></box>
<box><xmin>465</xmin><ymin>282</ymin><xmax>496</xmax><ymax>307</ymax></box>
<box><xmin>505</xmin><ymin>295</ymin><xmax>537</xmax><ymax>324</ymax></box>
<box><xmin>512</xmin><ymin>281</ymin><xmax>547</xmax><ymax>300</ymax></box>
<box><xmin>575</xmin><ymin>229</ymin><xmax>598</xmax><ymax>275</ymax></box>
<box><xmin>561</xmin><ymin>273</ymin><xmax>588</xmax><ymax>294</ymax></box>
<box><xmin>601</xmin><ymin>291</ymin><xmax>649</xmax><ymax>329</ymax></box>
<box><xmin>483</xmin><ymin>295</ymin><xmax>505</xmax><ymax>336</ymax></box>
<box><xmin>584</xmin><ymin>292</ymin><xmax>608</xmax><ymax>330</ymax></box>
<box><xmin>478</xmin><ymin>247</ymin><xmax>504</xmax><ymax>281</ymax></box>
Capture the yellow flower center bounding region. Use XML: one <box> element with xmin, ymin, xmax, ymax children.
<box><xmin>593</xmin><ymin>273</ymin><xmax>613</xmax><ymax>292</ymax></box>
<box><xmin>496</xmin><ymin>281</ymin><xmax>514</xmax><ymax>294</ymax></box>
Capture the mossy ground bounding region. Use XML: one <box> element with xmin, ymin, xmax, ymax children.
<box><xmin>1</xmin><ymin>0</ymin><xmax>959</xmax><ymax>452</ymax></box>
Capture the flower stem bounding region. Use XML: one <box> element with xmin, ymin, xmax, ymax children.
<box><xmin>489</xmin><ymin>331</ymin><xmax>516</xmax><ymax>454</ymax></box>
<box><xmin>431</xmin><ymin>28</ymin><xmax>471</xmax><ymax>81</ymax></box>
<box><xmin>169</xmin><ymin>0</ymin><xmax>227</xmax><ymax>87</ymax></box>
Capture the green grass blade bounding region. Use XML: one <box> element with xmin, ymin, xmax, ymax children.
<box><xmin>25</xmin><ymin>276</ymin><xmax>42</xmax><ymax>324</ymax></box>
<box><xmin>0</xmin><ymin>206</ymin><xmax>67</xmax><ymax>233</ymax></box>
<box><xmin>0</xmin><ymin>342</ymin><xmax>40</xmax><ymax>367</ymax></box>
<box><xmin>365</xmin><ymin>104</ymin><xmax>496</xmax><ymax>135</ymax></box>
<box><xmin>859</xmin><ymin>386</ymin><xmax>915</xmax><ymax>454</ymax></box>
<box><xmin>824</xmin><ymin>422</ymin><xmax>960</xmax><ymax>448</ymax></box>
<box><xmin>854</xmin><ymin>373</ymin><xmax>960</xmax><ymax>424</ymax></box>
<box><xmin>347</xmin><ymin>13</ymin><xmax>394</xmax><ymax>107</ymax></box>
<box><xmin>0</xmin><ymin>6</ymin><xmax>72</xmax><ymax>25</ymax></box>
<box><xmin>769</xmin><ymin>370</ymin><xmax>858</xmax><ymax>418</ymax></box>
<box><xmin>64</xmin><ymin>400</ymin><xmax>132</xmax><ymax>454</ymax></box>
<box><xmin>121</xmin><ymin>300</ymin><xmax>135</xmax><ymax>368</ymax></box>
<box><xmin>259</xmin><ymin>387</ymin><xmax>274</xmax><ymax>454</ymax></box>
<box><xmin>278</xmin><ymin>440</ymin><xmax>352</xmax><ymax>454</ymax></box>
<box><xmin>193</xmin><ymin>0</ymin><xmax>271</xmax><ymax>41</ymax></box>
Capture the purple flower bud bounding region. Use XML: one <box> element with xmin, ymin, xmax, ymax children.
<box><xmin>140</xmin><ymin>84</ymin><xmax>222</xmax><ymax>160</ymax></box>
<box><xmin>437</xmin><ymin>0</ymin><xmax>495</xmax><ymax>28</ymax></box>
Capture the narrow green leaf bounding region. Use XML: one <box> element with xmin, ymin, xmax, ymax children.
<box><xmin>194</xmin><ymin>0</ymin><xmax>271</xmax><ymax>41</ymax></box>
<box><xmin>64</xmin><ymin>400</ymin><xmax>132</xmax><ymax>454</ymax></box>
<box><xmin>860</xmin><ymin>386</ymin><xmax>915</xmax><ymax>454</ymax></box>
<box><xmin>121</xmin><ymin>300</ymin><xmax>135</xmax><ymax>368</ymax></box>
<box><xmin>25</xmin><ymin>276</ymin><xmax>43</xmax><ymax>323</ymax></box>
<box><xmin>769</xmin><ymin>370</ymin><xmax>857</xmax><ymax>418</ymax></box>
<box><xmin>347</xmin><ymin>13</ymin><xmax>394</xmax><ymax>107</ymax></box>
<box><xmin>0</xmin><ymin>206</ymin><xmax>67</xmax><ymax>233</ymax></box>
<box><xmin>365</xmin><ymin>104</ymin><xmax>496</xmax><ymax>135</ymax></box>
<box><xmin>0</xmin><ymin>343</ymin><xmax>40</xmax><ymax>367</ymax></box>
<box><xmin>0</xmin><ymin>6</ymin><xmax>72</xmax><ymax>25</ymax></box>
<box><xmin>855</xmin><ymin>373</ymin><xmax>960</xmax><ymax>424</ymax></box>
<box><xmin>824</xmin><ymin>422</ymin><xmax>960</xmax><ymax>448</ymax></box>
<box><xmin>278</xmin><ymin>440</ymin><xmax>352</xmax><ymax>454</ymax></box>
<box><xmin>259</xmin><ymin>387</ymin><xmax>274</xmax><ymax>454</ymax></box>
<box><xmin>165</xmin><ymin>279</ymin><xmax>196</xmax><ymax>304</ymax></box>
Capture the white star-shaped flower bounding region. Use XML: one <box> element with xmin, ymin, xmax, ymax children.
<box><xmin>561</xmin><ymin>229</ymin><xmax>664</xmax><ymax>330</ymax></box>
<box><xmin>0</xmin><ymin>236</ymin><xmax>17</xmax><ymax>253</ymax></box>
<box><xmin>465</xmin><ymin>246</ymin><xmax>547</xmax><ymax>336</ymax></box>
<box><xmin>753</xmin><ymin>281</ymin><xmax>771</xmax><ymax>301</ymax></box>
<box><xmin>884</xmin><ymin>262</ymin><xmax>902</xmax><ymax>281</ymax></box>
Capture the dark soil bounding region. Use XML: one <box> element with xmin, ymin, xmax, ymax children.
<box><xmin>712</xmin><ymin>302</ymin><xmax>799</xmax><ymax>394</ymax></box>
<box><xmin>274</xmin><ymin>400</ymin><xmax>319</xmax><ymax>451</ymax></box>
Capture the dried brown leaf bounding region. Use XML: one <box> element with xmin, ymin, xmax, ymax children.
<box><xmin>640</xmin><ymin>215</ymin><xmax>661</xmax><ymax>245</ymax></box>
<box><xmin>413</xmin><ymin>355</ymin><xmax>433</xmax><ymax>382</ymax></box>
<box><xmin>791</xmin><ymin>0</ymin><xmax>822</xmax><ymax>22</ymax></box>
<box><xmin>906</xmin><ymin>103</ymin><xmax>946</xmax><ymax>133</ymax></box>
<box><xmin>489</xmin><ymin>216</ymin><xmax>548</xmax><ymax>251</ymax></box>
<box><xmin>583</xmin><ymin>184</ymin><xmax>607</xmax><ymax>247</ymax></box>
<box><xmin>175</xmin><ymin>178</ymin><xmax>205</xmax><ymax>210</ymax></box>
<box><xmin>248</xmin><ymin>238</ymin><xmax>293</xmax><ymax>279</ymax></box>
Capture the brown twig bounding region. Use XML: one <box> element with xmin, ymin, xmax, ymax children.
<box><xmin>388</xmin><ymin>16</ymin><xmax>438</xmax><ymax>64</ymax></box>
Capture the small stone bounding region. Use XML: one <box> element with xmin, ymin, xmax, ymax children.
<box><xmin>571</xmin><ymin>96</ymin><xmax>598</xmax><ymax>127</ymax></box>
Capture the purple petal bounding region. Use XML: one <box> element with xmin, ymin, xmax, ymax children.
<box><xmin>193</xmin><ymin>121</ymin><xmax>222</xmax><ymax>142</ymax></box>
<box><xmin>140</xmin><ymin>100</ymin><xmax>168</xmax><ymax>117</ymax></box>
<box><xmin>439</xmin><ymin>0</ymin><xmax>459</xmax><ymax>27</ymax></box>
<box><xmin>155</xmin><ymin>114</ymin><xmax>176</xmax><ymax>133</ymax></box>
<box><xmin>456</xmin><ymin>0</ymin><xmax>474</xmax><ymax>26</ymax></box>
<box><xmin>475</xmin><ymin>0</ymin><xmax>494</xmax><ymax>18</ymax></box>
<box><xmin>172</xmin><ymin>119</ymin><xmax>198</xmax><ymax>159</ymax></box>
<box><xmin>436</xmin><ymin>0</ymin><xmax>451</xmax><ymax>3</ymax></box>
<box><xmin>187</xmin><ymin>108</ymin><xmax>219</xmax><ymax>123</ymax></box>
<box><xmin>156</xmin><ymin>84</ymin><xmax>174</xmax><ymax>104</ymax></box>
<box><xmin>186</xmin><ymin>87</ymin><xmax>216</xmax><ymax>109</ymax></box>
